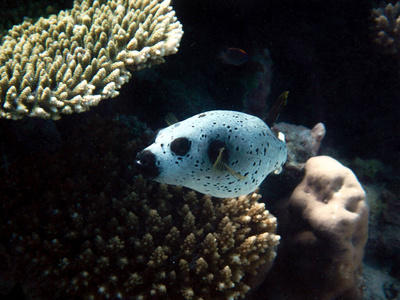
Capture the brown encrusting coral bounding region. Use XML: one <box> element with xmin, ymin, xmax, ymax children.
<box><xmin>0</xmin><ymin>115</ymin><xmax>279</xmax><ymax>299</ymax></box>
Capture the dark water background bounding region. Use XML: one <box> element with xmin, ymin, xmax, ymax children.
<box><xmin>1</xmin><ymin>0</ymin><xmax>399</xmax><ymax>299</ymax></box>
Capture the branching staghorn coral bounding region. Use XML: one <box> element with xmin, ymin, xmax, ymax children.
<box><xmin>0</xmin><ymin>115</ymin><xmax>279</xmax><ymax>299</ymax></box>
<box><xmin>371</xmin><ymin>1</ymin><xmax>400</xmax><ymax>57</ymax></box>
<box><xmin>0</xmin><ymin>0</ymin><xmax>183</xmax><ymax>120</ymax></box>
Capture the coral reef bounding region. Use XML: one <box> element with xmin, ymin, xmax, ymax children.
<box><xmin>350</xmin><ymin>156</ymin><xmax>386</xmax><ymax>183</ymax></box>
<box><xmin>0</xmin><ymin>114</ymin><xmax>279</xmax><ymax>299</ymax></box>
<box><xmin>0</xmin><ymin>0</ymin><xmax>70</xmax><ymax>37</ymax></box>
<box><xmin>272</xmin><ymin>122</ymin><xmax>326</xmax><ymax>175</ymax></box>
<box><xmin>364</xmin><ymin>183</ymin><xmax>400</xmax><ymax>280</ymax></box>
<box><xmin>371</xmin><ymin>2</ymin><xmax>400</xmax><ymax>57</ymax></box>
<box><xmin>0</xmin><ymin>0</ymin><xmax>183</xmax><ymax>120</ymax></box>
<box><xmin>260</xmin><ymin>156</ymin><xmax>369</xmax><ymax>300</ymax></box>
<box><xmin>363</xmin><ymin>263</ymin><xmax>400</xmax><ymax>300</ymax></box>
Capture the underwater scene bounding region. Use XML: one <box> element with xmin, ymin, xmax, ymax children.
<box><xmin>0</xmin><ymin>0</ymin><xmax>399</xmax><ymax>299</ymax></box>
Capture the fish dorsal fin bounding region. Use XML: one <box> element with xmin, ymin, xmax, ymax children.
<box><xmin>165</xmin><ymin>113</ymin><xmax>179</xmax><ymax>126</ymax></box>
<box><xmin>265</xmin><ymin>91</ymin><xmax>289</xmax><ymax>127</ymax></box>
<box><xmin>213</xmin><ymin>147</ymin><xmax>246</xmax><ymax>180</ymax></box>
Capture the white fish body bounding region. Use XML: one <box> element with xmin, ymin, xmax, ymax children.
<box><xmin>136</xmin><ymin>110</ymin><xmax>287</xmax><ymax>198</ymax></box>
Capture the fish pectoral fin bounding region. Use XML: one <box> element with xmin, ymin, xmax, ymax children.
<box><xmin>213</xmin><ymin>147</ymin><xmax>246</xmax><ymax>181</ymax></box>
<box><xmin>165</xmin><ymin>113</ymin><xmax>179</xmax><ymax>126</ymax></box>
<box><xmin>226</xmin><ymin>166</ymin><xmax>247</xmax><ymax>181</ymax></box>
<box><xmin>212</xmin><ymin>147</ymin><xmax>226</xmax><ymax>170</ymax></box>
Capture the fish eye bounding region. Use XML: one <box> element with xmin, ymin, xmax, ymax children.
<box><xmin>171</xmin><ymin>137</ymin><xmax>191</xmax><ymax>156</ymax></box>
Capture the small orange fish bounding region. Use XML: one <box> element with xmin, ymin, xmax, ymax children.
<box><xmin>219</xmin><ymin>48</ymin><xmax>249</xmax><ymax>66</ymax></box>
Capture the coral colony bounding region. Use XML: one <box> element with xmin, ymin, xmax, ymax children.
<box><xmin>0</xmin><ymin>0</ymin><xmax>183</xmax><ymax>120</ymax></box>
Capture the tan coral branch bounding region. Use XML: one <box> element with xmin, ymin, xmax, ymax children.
<box><xmin>0</xmin><ymin>0</ymin><xmax>183</xmax><ymax>120</ymax></box>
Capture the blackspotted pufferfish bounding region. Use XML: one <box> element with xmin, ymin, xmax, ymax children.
<box><xmin>136</xmin><ymin>108</ymin><xmax>287</xmax><ymax>198</ymax></box>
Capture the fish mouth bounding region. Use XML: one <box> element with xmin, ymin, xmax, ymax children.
<box><xmin>135</xmin><ymin>150</ymin><xmax>160</xmax><ymax>179</ymax></box>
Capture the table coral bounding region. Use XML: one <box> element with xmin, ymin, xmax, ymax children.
<box><xmin>0</xmin><ymin>115</ymin><xmax>279</xmax><ymax>300</ymax></box>
<box><xmin>0</xmin><ymin>0</ymin><xmax>183</xmax><ymax>120</ymax></box>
